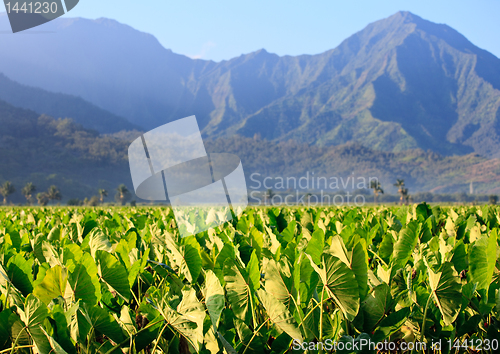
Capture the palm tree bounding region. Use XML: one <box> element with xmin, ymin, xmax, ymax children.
<box><xmin>393</xmin><ymin>179</ymin><xmax>406</xmax><ymax>205</ymax></box>
<box><xmin>46</xmin><ymin>185</ymin><xmax>62</xmax><ymax>204</ymax></box>
<box><xmin>98</xmin><ymin>189</ymin><xmax>108</xmax><ymax>204</ymax></box>
<box><xmin>21</xmin><ymin>182</ymin><xmax>36</xmax><ymax>205</ymax></box>
<box><xmin>0</xmin><ymin>181</ymin><xmax>15</xmax><ymax>205</ymax></box>
<box><xmin>370</xmin><ymin>180</ymin><xmax>384</xmax><ymax>204</ymax></box>
<box><xmin>403</xmin><ymin>189</ymin><xmax>411</xmax><ymax>205</ymax></box>
<box><xmin>264</xmin><ymin>189</ymin><xmax>275</xmax><ymax>205</ymax></box>
<box><xmin>37</xmin><ymin>193</ymin><xmax>49</xmax><ymax>206</ymax></box>
<box><xmin>116</xmin><ymin>184</ymin><xmax>129</xmax><ymax>205</ymax></box>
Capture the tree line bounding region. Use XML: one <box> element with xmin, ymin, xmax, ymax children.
<box><xmin>0</xmin><ymin>181</ymin><xmax>61</xmax><ymax>206</ymax></box>
<box><xmin>0</xmin><ymin>182</ymin><xmax>133</xmax><ymax>206</ymax></box>
<box><xmin>262</xmin><ymin>178</ymin><xmax>499</xmax><ymax>205</ymax></box>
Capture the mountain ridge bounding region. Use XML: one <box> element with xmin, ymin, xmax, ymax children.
<box><xmin>1</xmin><ymin>11</ymin><xmax>499</xmax><ymax>157</ymax></box>
<box><xmin>1</xmin><ymin>95</ymin><xmax>500</xmax><ymax>199</ymax></box>
<box><xmin>0</xmin><ymin>73</ymin><xmax>141</xmax><ymax>133</ymax></box>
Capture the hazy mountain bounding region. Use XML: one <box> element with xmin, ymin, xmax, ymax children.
<box><xmin>0</xmin><ymin>74</ymin><xmax>141</xmax><ymax>133</ymax></box>
<box><xmin>1</xmin><ymin>11</ymin><xmax>500</xmax><ymax>157</ymax></box>
<box><xmin>1</xmin><ymin>97</ymin><xmax>499</xmax><ymax>200</ymax></box>
<box><xmin>0</xmin><ymin>13</ymin><xmax>202</xmax><ymax>129</ymax></box>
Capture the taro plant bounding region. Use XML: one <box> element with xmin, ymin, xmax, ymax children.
<box><xmin>0</xmin><ymin>203</ymin><xmax>498</xmax><ymax>353</ymax></box>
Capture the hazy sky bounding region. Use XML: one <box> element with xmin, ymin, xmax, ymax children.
<box><xmin>4</xmin><ymin>0</ymin><xmax>500</xmax><ymax>61</ymax></box>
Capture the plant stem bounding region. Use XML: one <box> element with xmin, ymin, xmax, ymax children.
<box><xmin>104</xmin><ymin>318</ymin><xmax>165</xmax><ymax>354</ymax></box>
<box><xmin>241</xmin><ymin>318</ymin><xmax>270</xmax><ymax>354</ymax></box>
<box><xmin>10</xmin><ymin>326</ymin><xmax>28</xmax><ymax>354</ymax></box>
<box><xmin>318</xmin><ymin>289</ymin><xmax>325</xmax><ymax>354</ymax></box>
<box><xmin>289</xmin><ymin>294</ymin><xmax>307</xmax><ymax>339</ymax></box>
<box><xmin>0</xmin><ymin>346</ymin><xmax>34</xmax><ymax>354</ymax></box>
<box><xmin>367</xmin><ymin>248</ymin><xmax>388</xmax><ymax>267</ymax></box>
<box><xmin>151</xmin><ymin>323</ymin><xmax>168</xmax><ymax>354</ymax></box>
<box><xmin>418</xmin><ymin>293</ymin><xmax>433</xmax><ymax>354</ymax></box>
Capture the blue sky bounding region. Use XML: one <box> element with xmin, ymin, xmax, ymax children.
<box><xmin>6</xmin><ymin>0</ymin><xmax>500</xmax><ymax>61</ymax></box>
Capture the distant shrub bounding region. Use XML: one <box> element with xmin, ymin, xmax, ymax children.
<box><xmin>67</xmin><ymin>198</ymin><xmax>82</xmax><ymax>206</ymax></box>
<box><xmin>86</xmin><ymin>196</ymin><xmax>100</xmax><ymax>206</ymax></box>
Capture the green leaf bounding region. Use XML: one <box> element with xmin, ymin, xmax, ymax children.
<box><xmin>351</xmin><ymin>240</ymin><xmax>369</xmax><ymax>300</ymax></box>
<box><xmin>280</xmin><ymin>220</ymin><xmax>296</xmax><ymax>243</ymax></box>
<box><xmin>305</xmin><ymin>229</ymin><xmax>325</xmax><ymax>265</ymax></box>
<box><xmin>372</xmin><ymin>307</ymin><xmax>411</xmax><ymax>342</ymax></box>
<box><xmin>329</xmin><ymin>235</ymin><xmax>350</xmax><ymax>265</ymax></box>
<box><xmin>96</xmin><ymin>251</ymin><xmax>130</xmax><ymax>301</ymax></box>
<box><xmin>246</xmin><ymin>250</ymin><xmax>261</xmax><ymax>291</ymax></box>
<box><xmin>80</xmin><ymin>303</ymin><xmax>126</xmax><ymax>344</ymax></box>
<box><xmin>149</xmin><ymin>287</ymin><xmax>205</xmax><ymax>351</ymax></box>
<box><xmin>33</xmin><ymin>265</ymin><xmax>68</xmax><ymax>305</ymax></box>
<box><xmin>0</xmin><ymin>309</ymin><xmax>11</xmax><ymax>348</ymax></box>
<box><xmin>127</xmin><ymin>248</ymin><xmax>149</xmax><ymax>287</ymax></box>
<box><xmin>378</xmin><ymin>232</ymin><xmax>394</xmax><ymax>262</ymax></box>
<box><xmin>21</xmin><ymin>295</ymin><xmax>48</xmax><ymax>328</ymax></box>
<box><xmin>360</xmin><ymin>283</ymin><xmax>393</xmax><ymax>332</ymax></box>
<box><xmin>68</xmin><ymin>253</ymin><xmax>101</xmax><ymax>305</ymax></box>
<box><xmin>88</xmin><ymin>228</ymin><xmax>112</xmax><ymax>257</ymax></box>
<box><xmin>50</xmin><ymin>305</ymin><xmax>76</xmax><ymax>354</ymax></box>
<box><xmin>391</xmin><ymin>225</ymin><xmax>418</xmax><ymax>275</ymax></box>
<box><xmin>469</xmin><ymin>229</ymin><xmax>498</xmax><ymax>292</ymax></box>
<box><xmin>330</xmin><ymin>236</ymin><xmax>369</xmax><ymax>299</ymax></box>
<box><xmin>204</xmin><ymin>270</ymin><xmax>225</xmax><ymax>329</ymax></box>
<box><xmin>263</xmin><ymin>259</ymin><xmax>293</xmax><ymax>309</ymax></box>
<box><xmin>175</xmin><ymin>288</ymin><xmax>205</xmax><ymax>348</ymax></box>
<box><xmin>42</xmin><ymin>241</ymin><xmax>63</xmax><ymax>268</ymax></box>
<box><xmin>165</xmin><ymin>235</ymin><xmax>202</xmax><ymax>283</ymax></box>
<box><xmin>19</xmin><ymin>294</ymin><xmax>60</xmax><ymax>354</ymax></box>
<box><xmin>257</xmin><ymin>288</ymin><xmax>303</xmax><ymax>341</ymax></box>
<box><xmin>234</xmin><ymin>317</ymin><xmax>266</xmax><ymax>354</ymax></box>
<box><xmin>47</xmin><ymin>225</ymin><xmax>62</xmax><ymax>242</ymax></box>
<box><xmin>307</xmin><ymin>253</ymin><xmax>360</xmax><ymax>321</ymax></box>
<box><xmin>7</xmin><ymin>254</ymin><xmax>34</xmax><ymax>296</ymax></box>
<box><xmin>224</xmin><ymin>259</ymin><xmax>255</xmax><ymax>324</ymax></box>
<box><xmin>451</xmin><ymin>240</ymin><xmax>467</xmax><ymax>273</ymax></box>
<box><xmin>428</xmin><ymin>262</ymin><xmax>462</xmax><ymax>326</ymax></box>
<box><xmin>39</xmin><ymin>327</ymin><xmax>69</xmax><ymax>354</ymax></box>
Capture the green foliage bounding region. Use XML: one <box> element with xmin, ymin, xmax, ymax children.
<box><xmin>0</xmin><ymin>181</ymin><xmax>15</xmax><ymax>205</ymax></box>
<box><xmin>21</xmin><ymin>182</ymin><xmax>36</xmax><ymax>205</ymax></box>
<box><xmin>0</xmin><ymin>204</ymin><xmax>498</xmax><ymax>353</ymax></box>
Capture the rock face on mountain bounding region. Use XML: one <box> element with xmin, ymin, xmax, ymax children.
<box><xmin>1</xmin><ymin>11</ymin><xmax>499</xmax><ymax>157</ymax></box>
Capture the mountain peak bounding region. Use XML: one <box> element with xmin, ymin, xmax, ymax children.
<box><xmin>1</xmin><ymin>11</ymin><xmax>499</xmax><ymax>159</ymax></box>
<box><xmin>393</xmin><ymin>11</ymin><xmax>423</xmax><ymax>22</ymax></box>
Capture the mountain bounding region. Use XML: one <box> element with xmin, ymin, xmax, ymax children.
<box><xmin>0</xmin><ymin>99</ymin><xmax>133</xmax><ymax>201</ymax></box>
<box><xmin>0</xmin><ymin>74</ymin><xmax>141</xmax><ymax>133</ymax></box>
<box><xmin>1</xmin><ymin>96</ymin><xmax>500</xmax><ymax>201</ymax></box>
<box><xmin>205</xmin><ymin>137</ymin><xmax>500</xmax><ymax>195</ymax></box>
<box><xmin>0</xmin><ymin>13</ymin><xmax>200</xmax><ymax>130</ymax></box>
<box><xmin>1</xmin><ymin>12</ymin><xmax>500</xmax><ymax>157</ymax></box>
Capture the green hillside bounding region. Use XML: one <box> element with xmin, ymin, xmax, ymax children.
<box><xmin>0</xmin><ymin>100</ymin><xmax>133</xmax><ymax>203</ymax></box>
<box><xmin>2</xmin><ymin>96</ymin><xmax>500</xmax><ymax>204</ymax></box>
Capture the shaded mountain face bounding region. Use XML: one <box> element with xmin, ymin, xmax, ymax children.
<box><xmin>0</xmin><ymin>99</ymin><xmax>133</xmax><ymax>201</ymax></box>
<box><xmin>0</xmin><ymin>74</ymin><xmax>141</xmax><ymax>133</ymax></box>
<box><xmin>0</xmin><ymin>12</ymin><xmax>499</xmax><ymax>157</ymax></box>
<box><xmin>2</xmin><ymin>97</ymin><xmax>500</xmax><ymax>200</ymax></box>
